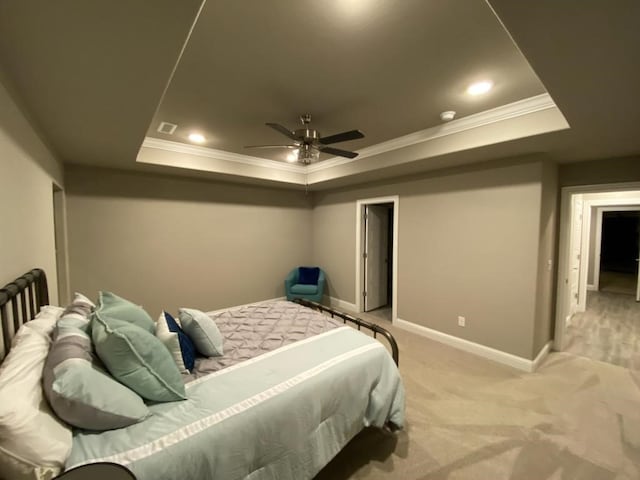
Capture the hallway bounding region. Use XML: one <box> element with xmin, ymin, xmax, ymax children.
<box><xmin>564</xmin><ymin>290</ymin><xmax>640</xmax><ymax>369</ymax></box>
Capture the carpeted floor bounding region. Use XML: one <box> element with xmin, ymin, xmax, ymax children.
<box><xmin>315</xmin><ymin>314</ymin><xmax>640</xmax><ymax>480</ymax></box>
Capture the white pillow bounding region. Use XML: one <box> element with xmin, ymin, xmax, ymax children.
<box><xmin>0</xmin><ymin>307</ymin><xmax>72</xmax><ymax>480</ymax></box>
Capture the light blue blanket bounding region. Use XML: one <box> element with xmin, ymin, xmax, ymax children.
<box><xmin>67</xmin><ymin>327</ymin><xmax>405</xmax><ymax>479</ymax></box>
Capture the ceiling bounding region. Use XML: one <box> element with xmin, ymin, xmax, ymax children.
<box><xmin>0</xmin><ymin>1</ymin><xmax>638</xmax><ymax>190</ymax></box>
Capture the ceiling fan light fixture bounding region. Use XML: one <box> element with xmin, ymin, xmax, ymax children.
<box><xmin>286</xmin><ymin>149</ymin><xmax>299</xmax><ymax>162</ymax></box>
<box><xmin>188</xmin><ymin>132</ymin><xmax>206</xmax><ymax>143</ymax></box>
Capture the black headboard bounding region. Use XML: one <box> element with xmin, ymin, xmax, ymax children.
<box><xmin>0</xmin><ymin>268</ymin><xmax>49</xmax><ymax>356</ymax></box>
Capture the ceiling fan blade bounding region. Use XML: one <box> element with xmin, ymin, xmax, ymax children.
<box><xmin>265</xmin><ymin>122</ymin><xmax>298</xmax><ymax>141</ymax></box>
<box><xmin>319</xmin><ymin>129</ymin><xmax>364</xmax><ymax>145</ymax></box>
<box><xmin>318</xmin><ymin>146</ymin><xmax>359</xmax><ymax>159</ymax></box>
<box><xmin>244</xmin><ymin>144</ymin><xmax>299</xmax><ymax>149</ymax></box>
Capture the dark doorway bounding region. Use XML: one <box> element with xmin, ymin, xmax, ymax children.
<box><xmin>599</xmin><ymin>211</ymin><xmax>640</xmax><ymax>296</ymax></box>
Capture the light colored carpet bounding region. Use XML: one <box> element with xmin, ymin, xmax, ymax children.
<box><xmin>315</xmin><ymin>312</ymin><xmax>640</xmax><ymax>479</ymax></box>
<box><xmin>565</xmin><ymin>291</ymin><xmax>640</xmax><ymax>369</ymax></box>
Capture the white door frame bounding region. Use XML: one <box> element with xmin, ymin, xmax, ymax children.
<box><xmin>592</xmin><ymin>206</ymin><xmax>640</xmax><ymax>291</ymax></box>
<box><xmin>555</xmin><ymin>182</ymin><xmax>640</xmax><ymax>351</ymax></box>
<box><xmin>355</xmin><ymin>196</ymin><xmax>399</xmax><ymax>322</ymax></box>
<box><xmin>52</xmin><ymin>184</ymin><xmax>71</xmax><ymax>306</ymax></box>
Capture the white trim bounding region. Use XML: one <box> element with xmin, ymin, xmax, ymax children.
<box><xmin>355</xmin><ymin>196</ymin><xmax>399</xmax><ymax>323</ymax></box>
<box><xmin>143</xmin><ymin>94</ymin><xmax>557</xmax><ymax>179</ymax></box>
<box><xmin>587</xmin><ymin>284</ymin><xmax>597</xmax><ymax>291</ymax></box>
<box><xmin>531</xmin><ymin>341</ymin><xmax>553</xmax><ymax>372</ymax></box>
<box><xmin>141</xmin><ymin>137</ymin><xmax>307</xmax><ymax>174</ymax></box>
<box><xmin>323</xmin><ymin>296</ymin><xmax>357</xmax><ymax>313</ymax></box>
<box><xmin>577</xmin><ymin>200</ymin><xmax>592</xmax><ymax>312</ymax></box>
<box><xmin>593</xmin><ymin>208</ymin><xmax>604</xmax><ymax>291</ymax></box>
<box><xmin>205</xmin><ymin>297</ymin><xmax>286</xmax><ymax>316</ymax></box>
<box><xmin>306</xmin><ymin>93</ymin><xmax>556</xmax><ymax>172</ymax></box>
<box><xmin>394</xmin><ymin>318</ymin><xmax>546</xmax><ymax>372</ymax></box>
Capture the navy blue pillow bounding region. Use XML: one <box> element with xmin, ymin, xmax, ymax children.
<box><xmin>164</xmin><ymin>312</ymin><xmax>196</xmax><ymax>372</ymax></box>
<box><xmin>298</xmin><ymin>267</ymin><xmax>320</xmax><ymax>285</ymax></box>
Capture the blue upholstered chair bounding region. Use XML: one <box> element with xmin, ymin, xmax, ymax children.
<box><xmin>285</xmin><ymin>267</ymin><xmax>326</xmax><ymax>303</ymax></box>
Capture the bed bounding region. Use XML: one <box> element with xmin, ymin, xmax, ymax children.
<box><xmin>0</xmin><ymin>269</ymin><xmax>404</xmax><ymax>480</ymax></box>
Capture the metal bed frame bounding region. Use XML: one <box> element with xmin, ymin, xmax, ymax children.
<box><xmin>0</xmin><ymin>268</ymin><xmax>49</xmax><ymax>356</ymax></box>
<box><xmin>0</xmin><ymin>270</ymin><xmax>401</xmax><ymax>368</ymax></box>
<box><xmin>294</xmin><ymin>298</ymin><xmax>399</xmax><ymax>366</ymax></box>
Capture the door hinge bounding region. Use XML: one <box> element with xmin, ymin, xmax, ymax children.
<box><xmin>363</xmin><ymin>213</ymin><xmax>368</xmax><ymax>220</ymax></box>
<box><xmin>362</xmin><ymin>291</ymin><xmax>367</xmax><ymax>297</ymax></box>
<box><xmin>362</xmin><ymin>252</ymin><xmax>368</xmax><ymax>259</ymax></box>
<box><xmin>574</xmin><ymin>292</ymin><xmax>578</xmax><ymax>299</ymax></box>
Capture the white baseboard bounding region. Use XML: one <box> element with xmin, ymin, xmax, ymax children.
<box><xmin>587</xmin><ymin>284</ymin><xmax>597</xmax><ymax>291</ymax></box>
<box><xmin>323</xmin><ymin>296</ymin><xmax>357</xmax><ymax>313</ymax></box>
<box><xmin>531</xmin><ymin>341</ymin><xmax>553</xmax><ymax>371</ymax></box>
<box><xmin>206</xmin><ymin>297</ymin><xmax>286</xmax><ymax>315</ymax></box>
<box><xmin>394</xmin><ymin>318</ymin><xmax>548</xmax><ymax>372</ymax></box>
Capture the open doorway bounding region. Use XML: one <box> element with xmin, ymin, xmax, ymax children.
<box><xmin>556</xmin><ymin>185</ymin><xmax>640</xmax><ymax>368</ymax></box>
<box><xmin>598</xmin><ymin>210</ymin><xmax>640</xmax><ymax>297</ymax></box>
<box><xmin>355</xmin><ymin>196</ymin><xmax>399</xmax><ymax>323</ymax></box>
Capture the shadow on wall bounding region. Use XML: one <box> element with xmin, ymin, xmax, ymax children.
<box><xmin>0</xmin><ymin>69</ymin><xmax>63</xmax><ymax>184</ymax></box>
<box><xmin>65</xmin><ymin>164</ymin><xmax>312</xmax><ymax>209</ymax></box>
<box><xmin>313</xmin><ymin>155</ymin><xmax>546</xmax><ymax>205</ymax></box>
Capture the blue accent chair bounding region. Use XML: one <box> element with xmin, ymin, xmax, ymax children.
<box><xmin>285</xmin><ymin>267</ymin><xmax>326</xmax><ymax>303</ymax></box>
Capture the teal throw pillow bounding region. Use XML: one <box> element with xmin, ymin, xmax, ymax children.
<box><xmin>96</xmin><ymin>291</ymin><xmax>155</xmax><ymax>333</ymax></box>
<box><xmin>91</xmin><ymin>312</ymin><xmax>186</xmax><ymax>403</ymax></box>
<box><xmin>178</xmin><ymin>308</ymin><xmax>224</xmax><ymax>357</ymax></box>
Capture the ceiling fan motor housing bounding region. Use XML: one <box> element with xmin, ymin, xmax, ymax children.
<box><xmin>295</xmin><ymin>128</ymin><xmax>321</xmax><ymax>143</ymax></box>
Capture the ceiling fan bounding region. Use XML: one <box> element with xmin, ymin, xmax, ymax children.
<box><xmin>244</xmin><ymin>114</ymin><xmax>364</xmax><ymax>164</ymax></box>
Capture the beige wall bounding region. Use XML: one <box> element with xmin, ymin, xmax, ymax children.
<box><xmin>532</xmin><ymin>160</ymin><xmax>558</xmax><ymax>356</ymax></box>
<box><xmin>0</xmin><ymin>73</ymin><xmax>62</xmax><ymax>306</ymax></box>
<box><xmin>65</xmin><ymin>166</ymin><xmax>313</xmax><ymax>316</ymax></box>
<box><xmin>312</xmin><ymin>159</ymin><xmax>547</xmax><ymax>359</ymax></box>
<box><xmin>560</xmin><ymin>156</ymin><xmax>640</xmax><ymax>187</ymax></box>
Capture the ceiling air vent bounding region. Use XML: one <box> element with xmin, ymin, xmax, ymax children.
<box><xmin>157</xmin><ymin>121</ymin><xmax>177</xmax><ymax>135</ymax></box>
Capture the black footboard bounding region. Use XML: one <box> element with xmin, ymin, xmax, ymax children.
<box><xmin>294</xmin><ymin>299</ymin><xmax>399</xmax><ymax>366</ymax></box>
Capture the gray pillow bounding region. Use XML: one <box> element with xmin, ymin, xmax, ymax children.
<box><xmin>61</xmin><ymin>292</ymin><xmax>95</xmax><ymax>319</ymax></box>
<box><xmin>178</xmin><ymin>308</ymin><xmax>224</xmax><ymax>357</ymax></box>
<box><xmin>96</xmin><ymin>291</ymin><xmax>155</xmax><ymax>333</ymax></box>
<box><xmin>43</xmin><ymin>316</ymin><xmax>150</xmax><ymax>431</ymax></box>
<box><xmin>91</xmin><ymin>312</ymin><xmax>186</xmax><ymax>403</ymax></box>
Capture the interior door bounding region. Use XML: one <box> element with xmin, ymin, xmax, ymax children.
<box><xmin>364</xmin><ymin>205</ymin><xmax>389</xmax><ymax>311</ymax></box>
<box><xmin>569</xmin><ymin>195</ymin><xmax>584</xmax><ymax>316</ymax></box>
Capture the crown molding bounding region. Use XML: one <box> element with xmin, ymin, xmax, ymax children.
<box><xmin>140</xmin><ymin>137</ymin><xmax>307</xmax><ymax>174</ymax></box>
<box><xmin>140</xmin><ymin>93</ymin><xmax>560</xmax><ymax>180</ymax></box>
<box><xmin>306</xmin><ymin>93</ymin><xmax>558</xmax><ymax>173</ymax></box>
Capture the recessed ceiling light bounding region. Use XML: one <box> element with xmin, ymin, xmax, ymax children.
<box><xmin>466</xmin><ymin>81</ymin><xmax>493</xmax><ymax>96</ymax></box>
<box><xmin>440</xmin><ymin>111</ymin><xmax>456</xmax><ymax>122</ymax></box>
<box><xmin>188</xmin><ymin>132</ymin><xmax>206</xmax><ymax>144</ymax></box>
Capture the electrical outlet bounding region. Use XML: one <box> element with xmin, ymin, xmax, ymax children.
<box><xmin>458</xmin><ymin>316</ymin><xmax>466</xmax><ymax>327</ymax></box>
